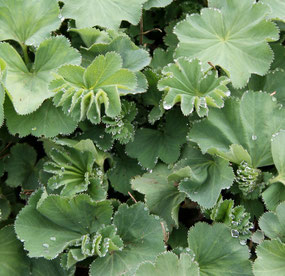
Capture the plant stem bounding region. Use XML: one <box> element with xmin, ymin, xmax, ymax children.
<box><xmin>21</xmin><ymin>44</ymin><xmax>30</xmax><ymax>65</ymax></box>
<box><xmin>139</xmin><ymin>13</ymin><xmax>143</xmax><ymax>45</ymax></box>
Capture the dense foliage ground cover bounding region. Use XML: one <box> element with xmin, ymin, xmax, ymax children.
<box><xmin>0</xmin><ymin>0</ymin><xmax>285</xmax><ymax>275</ymax></box>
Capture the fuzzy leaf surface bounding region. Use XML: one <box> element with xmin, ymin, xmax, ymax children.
<box><xmin>190</xmin><ymin>91</ymin><xmax>285</xmax><ymax>167</ymax></box>
<box><xmin>90</xmin><ymin>203</ymin><xmax>165</xmax><ymax>276</ymax></box>
<box><xmin>253</xmin><ymin>240</ymin><xmax>285</xmax><ymax>276</ymax></box>
<box><xmin>81</xmin><ymin>35</ymin><xmax>151</xmax><ymax>72</ymax></box>
<box><xmin>5</xmin><ymin>99</ymin><xmax>78</xmax><ymax>138</ymax></box>
<box><xmin>173</xmin><ymin>145</ymin><xmax>234</xmax><ymax>208</ymax></box>
<box><xmin>144</xmin><ymin>0</ymin><xmax>173</xmax><ymax>10</ymax></box>
<box><xmin>0</xmin><ymin>0</ymin><xmax>60</xmax><ymax>46</ymax></box>
<box><xmin>126</xmin><ymin>109</ymin><xmax>188</xmax><ymax>169</ymax></box>
<box><xmin>261</xmin><ymin>0</ymin><xmax>285</xmax><ymax>22</ymax></box>
<box><xmin>15</xmin><ymin>191</ymin><xmax>113</xmax><ymax>259</ymax></box>
<box><xmin>4</xmin><ymin>143</ymin><xmax>38</xmax><ymax>188</ymax></box>
<box><xmin>262</xmin><ymin>183</ymin><xmax>285</xmax><ymax>211</ymax></box>
<box><xmin>135</xmin><ymin>252</ymin><xmax>199</xmax><ymax>275</ymax></box>
<box><xmin>188</xmin><ymin>222</ymin><xmax>253</xmax><ymax>276</ymax></box>
<box><xmin>0</xmin><ymin>37</ymin><xmax>81</xmax><ymax>114</ymax></box>
<box><xmin>259</xmin><ymin>201</ymin><xmax>285</xmax><ymax>242</ymax></box>
<box><xmin>174</xmin><ymin>0</ymin><xmax>279</xmax><ymax>88</ymax></box>
<box><xmin>271</xmin><ymin>130</ymin><xmax>285</xmax><ymax>184</ymax></box>
<box><xmin>52</xmin><ymin>52</ymin><xmax>137</xmax><ymax>124</ymax></box>
<box><xmin>158</xmin><ymin>58</ymin><xmax>230</xmax><ymax>116</ymax></box>
<box><xmin>0</xmin><ymin>225</ymin><xmax>30</xmax><ymax>276</ymax></box>
<box><xmin>61</xmin><ymin>0</ymin><xmax>148</xmax><ymax>29</ymax></box>
<box><xmin>132</xmin><ymin>164</ymin><xmax>186</xmax><ymax>228</ymax></box>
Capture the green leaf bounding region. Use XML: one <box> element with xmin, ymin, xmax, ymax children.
<box><xmin>78</xmin><ymin>124</ymin><xmax>113</xmax><ymax>151</ymax></box>
<box><xmin>126</xmin><ymin>108</ymin><xmax>188</xmax><ymax>169</ymax></box>
<box><xmin>102</xmin><ymin>100</ymin><xmax>138</xmax><ymax>144</ymax></box>
<box><xmin>188</xmin><ymin>222</ymin><xmax>253</xmax><ymax>276</ymax></box>
<box><xmin>15</xmin><ymin>191</ymin><xmax>113</xmax><ymax>259</ymax></box>
<box><xmin>261</xmin><ymin>0</ymin><xmax>285</xmax><ymax>22</ymax></box>
<box><xmin>90</xmin><ymin>202</ymin><xmax>165</xmax><ymax>276</ymax></box>
<box><xmin>108</xmin><ymin>150</ymin><xmax>144</xmax><ymax>195</ymax></box>
<box><xmin>262</xmin><ymin>183</ymin><xmax>285</xmax><ymax>211</ymax></box>
<box><xmin>190</xmin><ymin>91</ymin><xmax>285</xmax><ymax>168</ymax></box>
<box><xmin>0</xmin><ymin>225</ymin><xmax>30</xmax><ymax>276</ymax></box>
<box><xmin>135</xmin><ymin>252</ymin><xmax>199</xmax><ymax>275</ymax></box>
<box><xmin>132</xmin><ymin>164</ymin><xmax>186</xmax><ymax>229</ymax></box>
<box><xmin>259</xmin><ymin>201</ymin><xmax>285</xmax><ymax>242</ymax></box>
<box><xmin>158</xmin><ymin>58</ymin><xmax>230</xmax><ymax>116</ymax></box>
<box><xmin>61</xmin><ymin>0</ymin><xmax>148</xmax><ymax>29</ymax></box>
<box><xmin>70</xmin><ymin>27</ymin><xmax>112</xmax><ymax>48</ymax></box>
<box><xmin>174</xmin><ymin>145</ymin><xmax>234</xmax><ymax>208</ymax></box>
<box><xmin>0</xmin><ymin>0</ymin><xmax>61</xmax><ymax>46</ymax></box>
<box><xmin>246</xmin><ymin>69</ymin><xmax>285</xmax><ymax>105</ymax></box>
<box><xmin>31</xmin><ymin>257</ymin><xmax>73</xmax><ymax>276</ymax></box>
<box><xmin>52</xmin><ymin>52</ymin><xmax>137</xmax><ymax>124</ymax></box>
<box><xmin>271</xmin><ymin>130</ymin><xmax>285</xmax><ymax>185</ymax></box>
<box><xmin>253</xmin><ymin>240</ymin><xmax>285</xmax><ymax>276</ymax></box>
<box><xmin>44</xmin><ymin>145</ymin><xmax>97</xmax><ymax>197</ymax></box>
<box><xmin>0</xmin><ymin>36</ymin><xmax>81</xmax><ymax>115</ymax></box>
<box><xmin>144</xmin><ymin>0</ymin><xmax>173</xmax><ymax>10</ymax></box>
<box><xmin>81</xmin><ymin>35</ymin><xmax>151</xmax><ymax>72</ymax></box>
<box><xmin>150</xmin><ymin>48</ymin><xmax>174</xmax><ymax>71</ymax></box>
<box><xmin>4</xmin><ymin>143</ymin><xmax>39</xmax><ymax>189</ymax></box>
<box><xmin>0</xmin><ymin>197</ymin><xmax>11</xmax><ymax>221</ymax></box>
<box><xmin>5</xmin><ymin>99</ymin><xmax>78</xmax><ymax>138</ymax></box>
<box><xmin>209</xmin><ymin>197</ymin><xmax>253</xmax><ymax>240</ymax></box>
<box><xmin>174</xmin><ymin>0</ymin><xmax>279</xmax><ymax>88</ymax></box>
<box><xmin>142</xmin><ymin>69</ymin><xmax>164</xmax><ymax>124</ymax></box>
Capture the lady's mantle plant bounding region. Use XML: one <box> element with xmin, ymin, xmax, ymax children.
<box><xmin>0</xmin><ymin>0</ymin><xmax>285</xmax><ymax>275</ymax></box>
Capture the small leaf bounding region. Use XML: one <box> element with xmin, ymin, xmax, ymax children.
<box><xmin>4</xmin><ymin>143</ymin><xmax>39</xmax><ymax>189</ymax></box>
<box><xmin>132</xmin><ymin>164</ymin><xmax>186</xmax><ymax>229</ymax></box>
<box><xmin>158</xmin><ymin>58</ymin><xmax>230</xmax><ymax>116</ymax></box>
<box><xmin>126</xmin><ymin>108</ymin><xmax>188</xmax><ymax>169</ymax></box>
<box><xmin>135</xmin><ymin>252</ymin><xmax>199</xmax><ymax>275</ymax></box>
<box><xmin>259</xmin><ymin>201</ymin><xmax>285</xmax><ymax>243</ymax></box>
<box><xmin>108</xmin><ymin>149</ymin><xmax>144</xmax><ymax>195</ymax></box>
<box><xmin>174</xmin><ymin>145</ymin><xmax>234</xmax><ymax>208</ymax></box>
<box><xmin>52</xmin><ymin>52</ymin><xmax>137</xmax><ymax>124</ymax></box>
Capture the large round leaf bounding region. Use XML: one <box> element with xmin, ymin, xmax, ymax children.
<box><xmin>174</xmin><ymin>0</ymin><xmax>279</xmax><ymax>88</ymax></box>
<box><xmin>0</xmin><ymin>37</ymin><xmax>81</xmax><ymax>115</ymax></box>
<box><xmin>188</xmin><ymin>222</ymin><xmax>253</xmax><ymax>276</ymax></box>
<box><xmin>0</xmin><ymin>0</ymin><xmax>61</xmax><ymax>46</ymax></box>
<box><xmin>190</xmin><ymin>91</ymin><xmax>285</xmax><ymax>168</ymax></box>
<box><xmin>61</xmin><ymin>0</ymin><xmax>148</xmax><ymax>29</ymax></box>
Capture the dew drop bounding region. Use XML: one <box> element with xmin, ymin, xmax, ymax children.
<box><xmin>251</xmin><ymin>135</ymin><xmax>257</xmax><ymax>141</ymax></box>
<box><xmin>50</xmin><ymin>237</ymin><xmax>56</xmax><ymax>241</ymax></box>
<box><xmin>240</xmin><ymin>239</ymin><xmax>247</xmax><ymax>246</ymax></box>
<box><xmin>42</xmin><ymin>243</ymin><xmax>49</xmax><ymax>248</ymax></box>
<box><xmin>231</xmin><ymin>229</ymin><xmax>239</xmax><ymax>238</ymax></box>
